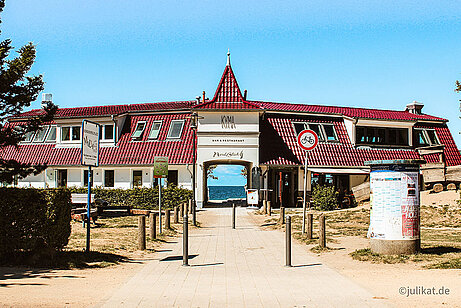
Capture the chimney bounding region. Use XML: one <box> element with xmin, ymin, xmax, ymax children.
<box><xmin>202</xmin><ymin>91</ymin><xmax>206</xmax><ymax>103</ymax></box>
<box><xmin>41</xmin><ymin>93</ymin><xmax>52</xmax><ymax>108</ymax></box>
<box><xmin>243</xmin><ymin>89</ymin><xmax>247</xmax><ymax>100</ymax></box>
<box><xmin>405</xmin><ymin>101</ymin><xmax>424</xmax><ymax>114</ymax></box>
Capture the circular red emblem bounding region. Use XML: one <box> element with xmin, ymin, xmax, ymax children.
<box><xmin>297</xmin><ymin>129</ymin><xmax>319</xmax><ymax>151</ymax></box>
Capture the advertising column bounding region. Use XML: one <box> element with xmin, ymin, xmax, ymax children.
<box><xmin>365</xmin><ymin>159</ymin><xmax>424</xmax><ymax>255</ymax></box>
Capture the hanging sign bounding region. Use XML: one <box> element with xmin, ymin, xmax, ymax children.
<box><xmin>154</xmin><ymin>157</ymin><xmax>168</xmax><ymax>178</ymax></box>
<box><xmin>81</xmin><ymin>120</ymin><xmax>100</xmax><ymax>167</ymax></box>
<box><xmin>297</xmin><ymin>129</ymin><xmax>319</xmax><ymax>151</ymax></box>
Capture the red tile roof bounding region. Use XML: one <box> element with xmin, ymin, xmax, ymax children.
<box><xmin>13</xmin><ymin>101</ymin><xmax>195</xmax><ymax>120</ymax></box>
<box><xmin>414</xmin><ymin>123</ymin><xmax>461</xmax><ymax>166</ymax></box>
<box><xmin>193</xmin><ymin>64</ymin><xmax>261</xmax><ymax>110</ymax></box>
<box><xmin>1</xmin><ymin>113</ymin><xmax>194</xmax><ymax>166</ymax></box>
<box><xmin>260</xmin><ymin>115</ymin><xmax>428</xmax><ymax>167</ymax></box>
<box><xmin>252</xmin><ymin>101</ymin><xmax>447</xmax><ymax>122</ymax></box>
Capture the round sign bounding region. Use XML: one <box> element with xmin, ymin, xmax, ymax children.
<box><xmin>297</xmin><ymin>129</ymin><xmax>319</xmax><ymax>151</ymax></box>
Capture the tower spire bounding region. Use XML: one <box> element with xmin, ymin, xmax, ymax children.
<box><xmin>227</xmin><ymin>49</ymin><xmax>231</xmax><ymax>66</ymax></box>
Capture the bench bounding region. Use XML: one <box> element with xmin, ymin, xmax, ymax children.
<box><xmin>71</xmin><ymin>193</ymin><xmax>97</xmax><ymax>224</ymax></box>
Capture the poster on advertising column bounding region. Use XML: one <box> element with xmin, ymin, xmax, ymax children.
<box><xmin>367</xmin><ymin>168</ymin><xmax>420</xmax><ymax>240</ymax></box>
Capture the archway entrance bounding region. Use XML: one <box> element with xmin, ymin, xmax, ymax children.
<box><xmin>203</xmin><ymin>161</ymin><xmax>251</xmax><ymax>207</ymax></box>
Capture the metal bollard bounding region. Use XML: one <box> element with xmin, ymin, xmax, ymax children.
<box><xmin>174</xmin><ymin>206</ymin><xmax>179</xmax><ymax>224</ymax></box>
<box><xmin>307</xmin><ymin>213</ymin><xmax>313</xmax><ymax>240</ymax></box>
<box><xmin>285</xmin><ymin>216</ymin><xmax>292</xmax><ymax>267</ymax></box>
<box><xmin>280</xmin><ymin>207</ymin><xmax>285</xmax><ymax>224</ymax></box>
<box><xmin>267</xmin><ymin>201</ymin><xmax>271</xmax><ymax>216</ymax></box>
<box><xmin>149</xmin><ymin>212</ymin><xmax>156</xmax><ymax>240</ymax></box>
<box><xmin>138</xmin><ymin>216</ymin><xmax>146</xmax><ymax>250</ymax></box>
<box><xmin>319</xmin><ymin>214</ymin><xmax>326</xmax><ymax>248</ymax></box>
<box><xmin>232</xmin><ymin>204</ymin><xmax>236</xmax><ymax>229</ymax></box>
<box><xmin>166</xmin><ymin>209</ymin><xmax>171</xmax><ymax>230</ymax></box>
<box><xmin>183</xmin><ymin>215</ymin><xmax>189</xmax><ymax>266</ymax></box>
<box><xmin>192</xmin><ymin>201</ymin><xmax>197</xmax><ymax>226</ymax></box>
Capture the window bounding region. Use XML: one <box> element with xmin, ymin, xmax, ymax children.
<box><xmin>414</xmin><ymin>129</ymin><xmax>440</xmax><ymax>147</ymax></box>
<box><xmin>356</xmin><ymin>126</ymin><xmax>408</xmax><ymax>146</ymax></box>
<box><xmin>292</xmin><ymin>122</ymin><xmax>338</xmax><ymax>142</ymax></box>
<box><xmin>104</xmin><ymin>125</ymin><xmax>114</xmax><ymax>140</ymax></box>
<box><xmin>148</xmin><ymin>121</ymin><xmax>162</xmax><ymax>140</ymax></box>
<box><xmin>133</xmin><ymin>170</ymin><xmax>143</xmax><ymax>187</ymax></box>
<box><xmin>100</xmin><ymin>124</ymin><xmax>114</xmax><ymax>140</ymax></box>
<box><xmin>104</xmin><ymin>170</ymin><xmax>114</xmax><ymax>187</ymax></box>
<box><xmin>33</xmin><ymin>126</ymin><xmax>49</xmax><ymax>142</ymax></box>
<box><xmin>167</xmin><ymin>120</ymin><xmax>185</xmax><ymax>139</ymax></box>
<box><xmin>61</xmin><ymin>126</ymin><xmax>80</xmax><ymax>141</ymax></box>
<box><xmin>131</xmin><ymin>122</ymin><xmax>146</xmax><ymax>139</ymax></box>
<box><xmin>23</xmin><ymin>131</ymin><xmax>35</xmax><ymax>142</ymax></box>
<box><xmin>46</xmin><ymin>126</ymin><xmax>57</xmax><ymax>142</ymax></box>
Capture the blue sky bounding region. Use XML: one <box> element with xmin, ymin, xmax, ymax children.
<box><xmin>207</xmin><ymin>165</ymin><xmax>246</xmax><ymax>187</ymax></box>
<box><xmin>2</xmin><ymin>1</ymin><xmax>461</xmax><ymax>185</ymax></box>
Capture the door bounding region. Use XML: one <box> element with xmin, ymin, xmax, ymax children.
<box><xmin>57</xmin><ymin>169</ymin><xmax>67</xmax><ymax>187</ymax></box>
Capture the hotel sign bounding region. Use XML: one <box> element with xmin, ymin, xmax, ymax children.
<box><xmin>221</xmin><ymin>115</ymin><xmax>236</xmax><ymax>129</ymax></box>
<box><xmin>213</xmin><ymin>150</ymin><xmax>244</xmax><ymax>159</ymax></box>
<box><xmin>81</xmin><ymin>120</ymin><xmax>100</xmax><ymax>167</ymax></box>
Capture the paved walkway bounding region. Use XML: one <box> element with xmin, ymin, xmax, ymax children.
<box><xmin>98</xmin><ymin>208</ymin><xmax>388</xmax><ymax>307</ymax></box>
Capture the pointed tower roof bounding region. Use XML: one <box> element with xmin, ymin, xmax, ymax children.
<box><xmin>194</xmin><ymin>52</ymin><xmax>261</xmax><ymax>110</ymax></box>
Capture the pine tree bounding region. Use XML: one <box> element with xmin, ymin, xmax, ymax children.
<box><xmin>0</xmin><ymin>0</ymin><xmax>57</xmax><ymax>184</ymax></box>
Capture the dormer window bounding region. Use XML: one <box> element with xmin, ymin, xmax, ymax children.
<box><xmin>46</xmin><ymin>126</ymin><xmax>56</xmax><ymax>142</ymax></box>
<box><xmin>23</xmin><ymin>131</ymin><xmax>35</xmax><ymax>142</ymax></box>
<box><xmin>148</xmin><ymin>121</ymin><xmax>162</xmax><ymax>140</ymax></box>
<box><xmin>292</xmin><ymin>122</ymin><xmax>338</xmax><ymax>142</ymax></box>
<box><xmin>167</xmin><ymin>120</ymin><xmax>185</xmax><ymax>139</ymax></box>
<box><xmin>414</xmin><ymin>129</ymin><xmax>440</xmax><ymax>147</ymax></box>
<box><xmin>131</xmin><ymin>121</ymin><xmax>146</xmax><ymax>140</ymax></box>
<box><xmin>33</xmin><ymin>126</ymin><xmax>49</xmax><ymax>142</ymax></box>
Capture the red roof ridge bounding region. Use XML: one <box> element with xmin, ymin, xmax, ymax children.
<box><xmin>248</xmin><ymin>100</ymin><xmax>447</xmax><ymax>122</ymax></box>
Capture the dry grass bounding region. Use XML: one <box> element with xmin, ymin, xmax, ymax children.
<box><xmin>259</xmin><ymin>203</ymin><xmax>461</xmax><ymax>269</ymax></box>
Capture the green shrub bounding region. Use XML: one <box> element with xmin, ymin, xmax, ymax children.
<box><xmin>68</xmin><ymin>185</ymin><xmax>192</xmax><ymax>209</ymax></box>
<box><xmin>311</xmin><ymin>185</ymin><xmax>338</xmax><ymax>211</ymax></box>
<box><xmin>0</xmin><ymin>188</ymin><xmax>72</xmax><ymax>260</ymax></box>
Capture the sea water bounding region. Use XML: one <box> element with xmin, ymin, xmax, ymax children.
<box><xmin>208</xmin><ymin>186</ymin><xmax>246</xmax><ymax>200</ymax></box>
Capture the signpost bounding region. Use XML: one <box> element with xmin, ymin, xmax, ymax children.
<box><xmin>247</xmin><ymin>189</ymin><xmax>259</xmax><ymax>206</ymax></box>
<box><xmin>81</xmin><ymin>120</ymin><xmax>100</xmax><ymax>253</ymax></box>
<box><xmin>297</xmin><ymin>129</ymin><xmax>318</xmax><ymax>235</ymax></box>
<box><xmin>154</xmin><ymin>156</ymin><xmax>168</xmax><ymax>233</ymax></box>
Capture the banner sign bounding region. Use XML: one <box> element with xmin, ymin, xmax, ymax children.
<box><xmin>81</xmin><ymin>120</ymin><xmax>100</xmax><ymax>167</ymax></box>
<box><xmin>154</xmin><ymin>157</ymin><xmax>168</xmax><ymax>178</ymax></box>
<box><xmin>367</xmin><ymin>168</ymin><xmax>420</xmax><ymax>240</ymax></box>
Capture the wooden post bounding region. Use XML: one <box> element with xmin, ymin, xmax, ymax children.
<box><xmin>166</xmin><ymin>209</ymin><xmax>171</xmax><ymax>230</ymax></box>
<box><xmin>279</xmin><ymin>207</ymin><xmax>285</xmax><ymax>224</ymax></box>
<box><xmin>267</xmin><ymin>201</ymin><xmax>271</xmax><ymax>216</ymax></box>
<box><xmin>307</xmin><ymin>213</ymin><xmax>313</xmax><ymax>240</ymax></box>
<box><xmin>180</xmin><ymin>203</ymin><xmax>184</xmax><ymax>219</ymax></box>
<box><xmin>138</xmin><ymin>216</ymin><xmax>146</xmax><ymax>250</ymax></box>
<box><xmin>263</xmin><ymin>200</ymin><xmax>267</xmax><ymax>214</ymax></box>
<box><xmin>187</xmin><ymin>200</ymin><xmax>191</xmax><ymax>215</ymax></box>
<box><xmin>149</xmin><ymin>212</ymin><xmax>156</xmax><ymax>240</ymax></box>
<box><xmin>174</xmin><ymin>206</ymin><xmax>179</xmax><ymax>224</ymax></box>
<box><xmin>319</xmin><ymin>214</ymin><xmax>326</xmax><ymax>248</ymax></box>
